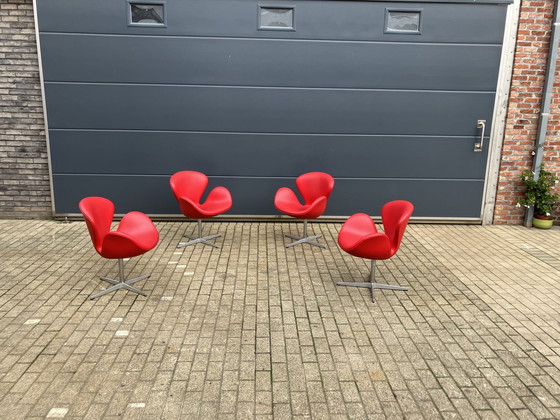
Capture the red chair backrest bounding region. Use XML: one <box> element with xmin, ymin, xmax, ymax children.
<box><xmin>296</xmin><ymin>172</ymin><xmax>335</xmax><ymax>205</ymax></box>
<box><xmin>79</xmin><ymin>196</ymin><xmax>114</xmax><ymax>253</ymax></box>
<box><xmin>381</xmin><ymin>200</ymin><xmax>414</xmax><ymax>254</ymax></box>
<box><xmin>170</xmin><ymin>171</ymin><xmax>208</xmax><ymax>204</ymax></box>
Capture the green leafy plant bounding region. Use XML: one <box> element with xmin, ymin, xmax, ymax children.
<box><xmin>517</xmin><ymin>163</ymin><xmax>559</xmax><ymax>218</ymax></box>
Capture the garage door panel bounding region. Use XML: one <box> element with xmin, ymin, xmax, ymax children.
<box><xmin>332</xmin><ymin>179</ymin><xmax>484</xmax><ymax>218</ymax></box>
<box><xmin>38</xmin><ymin>0</ymin><xmax>511</xmax><ymax>219</ymax></box>
<box><xmin>41</xmin><ymin>34</ymin><xmax>502</xmax><ymax>91</ymax></box>
<box><xmin>50</xmin><ymin>130</ymin><xmax>488</xmax><ymax>179</ymax></box>
<box><xmin>53</xmin><ymin>175</ymin><xmax>484</xmax><ymax>218</ymax></box>
<box><xmin>45</xmin><ymin>83</ymin><xmax>495</xmax><ymax>136</ymax></box>
<box><xmin>38</xmin><ymin>0</ymin><xmax>508</xmax><ymax>44</ymax></box>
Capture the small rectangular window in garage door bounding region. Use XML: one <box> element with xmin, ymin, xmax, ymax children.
<box><xmin>128</xmin><ymin>1</ymin><xmax>167</xmax><ymax>27</ymax></box>
<box><xmin>258</xmin><ymin>6</ymin><xmax>295</xmax><ymax>31</ymax></box>
<box><xmin>385</xmin><ymin>9</ymin><xmax>422</xmax><ymax>34</ymax></box>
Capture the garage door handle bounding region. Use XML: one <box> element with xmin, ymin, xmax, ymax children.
<box><xmin>474</xmin><ymin>120</ymin><xmax>486</xmax><ymax>152</ymax></box>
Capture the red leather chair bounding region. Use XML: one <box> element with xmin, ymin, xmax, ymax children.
<box><xmin>274</xmin><ymin>172</ymin><xmax>335</xmax><ymax>248</ymax></box>
<box><xmin>170</xmin><ymin>171</ymin><xmax>232</xmax><ymax>248</ymax></box>
<box><xmin>79</xmin><ymin>196</ymin><xmax>159</xmax><ymax>300</ymax></box>
<box><xmin>337</xmin><ymin>200</ymin><xmax>414</xmax><ymax>302</ymax></box>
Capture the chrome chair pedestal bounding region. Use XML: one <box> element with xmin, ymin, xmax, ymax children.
<box><xmin>90</xmin><ymin>259</ymin><xmax>149</xmax><ymax>300</ymax></box>
<box><xmin>337</xmin><ymin>261</ymin><xmax>407</xmax><ymax>302</ymax></box>
<box><xmin>285</xmin><ymin>220</ymin><xmax>326</xmax><ymax>248</ymax></box>
<box><xmin>178</xmin><ymin>219</ymin><xmax>220</xmax><ymax>248</ymax></box>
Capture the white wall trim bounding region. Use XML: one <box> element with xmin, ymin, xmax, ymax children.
<box><xmin>481</xmin><ymin>0</ymin><xmax>521</xmax><ymax>225</ymax></box>
<box><xmin>32</xmin><ymin>0</ymin><xmax>56</xmax><ymax>215</ymax></box>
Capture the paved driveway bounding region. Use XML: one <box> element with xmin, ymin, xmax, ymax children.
<box><xmin>0</xmin><ymin>220</ymin><xmax>559</xmax><ymax>419</ymax></box>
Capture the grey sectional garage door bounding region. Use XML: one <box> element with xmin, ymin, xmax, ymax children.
<box><xmin>37</xmin><ymin>0</ymin><xmax>512</xmax><ymax>218</ymax></box>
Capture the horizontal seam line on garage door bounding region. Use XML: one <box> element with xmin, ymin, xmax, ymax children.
<box><xmin>44</xmin><ymin>81</ymin><xmax>496</xmax><ymax>94</ymax></box>
<box><xmin>52</xmin><ymin>174</ymin><xmax>485</xmax><ymax>182</ymax></box>
<box><xmin>49</xmin><ymin>129</ymin><xmax>483</xmax><ymax>139</ymax></box>
<box><xmin>39</xmin><ymin>32</ymin><xmax>503</xmax><ymax>47</ymax></box>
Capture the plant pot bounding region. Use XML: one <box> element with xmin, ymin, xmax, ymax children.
<box><xmin>532</xmin><ymin>215</ymin><xmax>554</xmax><ymax>229</ymax></box>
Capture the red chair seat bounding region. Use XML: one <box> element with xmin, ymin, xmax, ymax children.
<box><xmin>176</xmin><ymin>187</ymin><xmax>232</xmax><ymax>219</ymax></box>
<box><xmin>274</xmin><ymin>187</ymin><xmax>328</xmax><ymax>219</ymax></box>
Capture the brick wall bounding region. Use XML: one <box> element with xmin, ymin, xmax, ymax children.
<box><xmin>0</xmin><ymin>0</ymin><xmax>51</xmax><ymax>218</ymax></box>
<box><xmin>494</xmin><ymin>0</ymin><xmax>560</xmax><ymax>224</ymax></box>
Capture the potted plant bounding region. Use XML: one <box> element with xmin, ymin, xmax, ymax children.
<box><xmin>517</xmin><ymin>163</ymin><xmax>559</xmax><ymax>229</ymax></box>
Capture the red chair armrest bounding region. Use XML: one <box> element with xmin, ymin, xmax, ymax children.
<box><xmin>338</xmin><ymin>213</ymin><xmax>392</xmax><ymax>259</ymax></box>
<box><xmin>204</xmin><ymin>186</ymin><xmax>233</xmax><ymax>213</ymax></box>
<box><xmin>118</xmin><ymin>211</ymin><xmax>159</xmax><ymax>248</ymax></box>
<box><xmin>274</xmin><ymin>187</ymin><xmax>301</xmax><ymax>211</ymax></box>
<box><xmin>302</xmin><ymin>195</ymin><xmax>328</xmax><ymax>219</ymax></box>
